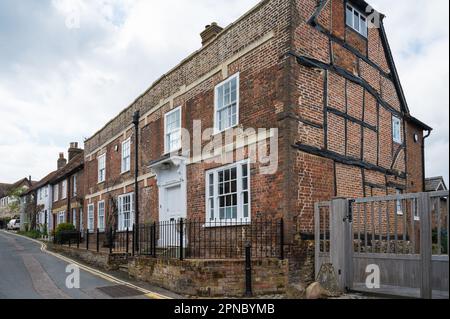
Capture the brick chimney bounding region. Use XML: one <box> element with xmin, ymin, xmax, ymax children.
<box><xmin>200</xmin><ymin>22</ymin><xmax>223</xmax><ymax>46</ymax></box>
<box><xmin>57</xmin><ymin>153</ymin><xmax>67</xmax><ymax>170</ymax></box>
<box><xmin>68</xmin><ymin>142</ymin><xmax>83</xmax><ymax>162</ymax></box>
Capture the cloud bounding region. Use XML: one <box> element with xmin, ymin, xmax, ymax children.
<box><xmin>370</xmin><ymin>0</ymin><xmax>449</xmax><ymax>184</ymax></box>
<box><xmin>0</xmin><ymin>0</ymin><xmax>448</xmax><ymax>187</ymax></box>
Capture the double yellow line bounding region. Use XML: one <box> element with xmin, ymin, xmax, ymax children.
<box><xmin>3</xmin><ymin>230</ymin><xmax>172</xmax><ymax>300</ymax></box>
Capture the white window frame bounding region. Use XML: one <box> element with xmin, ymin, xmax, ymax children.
<box><xmin>214</xmin><ymin>73</ymin><xmax>240</xmax><ymax>134</ymax></box>
<box><xmin>87</xmin><ymin>204</ymin><xmax>95</xmax><ymax>231</ymax></box>
<box><xmin>396</xmin><ymin>189</ymin><xmax>403</xmax><ymax>216</ymax></box>
<box><xmin>98</xmin><ymin>154</ymin><xmax>106</xmax><ymax>183</ymax></box>
<box><xmin>121</xmin><ymin>138</ymin><xmax>131</xmax><ymax>173</ymax></box>
<box><xmin>73</xmin><ymin>174</ymin><xmax>77</xmax><ymax>197</ymax></box>
<box><xmin>97</xmin><ymin>201</ymin><xmax>105</xmax><ymax>231</ymax></box>
<box><xmin>346</xmin><ymin>3</ymin><xmax>368</xmax><ymax>38</ymax></box>
<box><xmin>205</xmin><ymin>160</ymin><xmax>251</xmax><ymax>224</ymax></box>
<box><xmin>53</xmin><ymin>185</ymin><xmax>59</xmax><ymax>202</ymax></box>
<box><xmin>392</xmin><ymin>116</ymin><xmax>402</xmax><ymax>144</ymax></box>
<box><xmin>61</xmin><ymin>180</ymin><xmax>67</xmax><ymax>200</ymax></box>
<box><xmin>72</xmin><ymin>208</ymin><xmax>77</xmax><ymax>228</ymax></box>
<box><xmin>164</xmin><ymin>106</ymin><xmax>182</xmax><ymax>154</ymax></box>
<box><xmin>58</xmin><ymin>211</ymin><xmax>65</xmax><ymax>225</ymax></box>
<box><xmin>80</xmin><ymin>208</ymin><xmax>84</xmax><ymax>232</ymax></box>
<box><xmin>118</xmin><ymin>193</ymin><xmax>134</xmax><ymax>231</ymax></box>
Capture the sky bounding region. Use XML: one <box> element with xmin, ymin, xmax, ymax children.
<box><xmin>0</xmin><ymin>0</ymin><xmax>448</xmax><ymax>187</ymax></box>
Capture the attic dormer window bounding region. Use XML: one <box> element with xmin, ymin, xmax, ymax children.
<box><xmin>346</xmin><ymin>3</ymin><xmax>368</xmax><ymax>38</ymax></box>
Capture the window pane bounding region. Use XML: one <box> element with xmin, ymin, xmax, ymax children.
<box><xmin>354</xmin><ymin>11</ymin><xmax>360</xmax><ymax>31</ymax></box>
<box><xmin>231</xmin><ymin>180</ymin><xmax>237</xmax><ymax>193</ymax></box>
<box><xmin>217</xmin><ymin>86</ymin><xmax>224</xmax><ymax>109</ymax></box>
<box><xmin>361</xmin><ymin>16</ymin><xmax>368</xmax><ymax>37</ymax></box>
<box><xmin>346</xmin><ymin>6</ymin><xmax>353</xmax><ymax>26</ymax></box>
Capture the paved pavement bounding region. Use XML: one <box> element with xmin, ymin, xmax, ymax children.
<box><xmin>0</xmin><ymin>230</ymin><xmax>178</xmax><ymax>299</ymax></box>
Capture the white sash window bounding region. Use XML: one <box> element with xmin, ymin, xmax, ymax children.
<box><xmin>214</xmin><ymin>73</ymin><xmax>239</xmax><ymax>133</ymax></box>
<box><xmin>206</xmin><ymin>161</ymin><xmax>250</xmax><ymax>223</ymax></box>
<box><xmin>118</xmin><ymin>193</ymin><xmax>134</xmax><ymax>231</ymax></box>
<box><xmin>98</xmin><ymin>201</ymin><xmax>105</xmax><ymax>231</ymax></box>
<box><xmin>87</xmin><ymin>204</ymin><xmax>95</xmax><ymax>231</ymax></box>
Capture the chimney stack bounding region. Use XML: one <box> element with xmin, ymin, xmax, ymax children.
<box><xmin>57</xmin><ymin>152</ymin><xmax>67</xmax><ymax>170</ymax></box>
<box><xmin>68</xmin><ymin>142</ymin><xmax>83</xmax><ymax>162</ymax></box>
<box><xmin>200</xmin><ymin>22</ymin><xmax>223</xmax><ymax>46</ymax></box>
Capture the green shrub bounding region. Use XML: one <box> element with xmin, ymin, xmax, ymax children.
<box><xmin>18</xmin><ymin>230</ymin><xmax>41</xmax><ymax>239</ymax></box>
<box><xmin>55</xmin><ymin>223</ymin><xmax>76</xmax><ymax>244</ymax></box>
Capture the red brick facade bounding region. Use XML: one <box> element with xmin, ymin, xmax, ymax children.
<box><xmin>81</xmin><ymin>0</ymin><xmax>428</xmax><ymax>257</ymax></box>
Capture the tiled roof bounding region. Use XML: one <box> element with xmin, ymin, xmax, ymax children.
<box><xmin>425</xmin><ymin>176</ymin><xmax>447</xmax><ymax>192</ymax></box>
<box><xmin>23</xmin><ymin>171</ymin><xmax>58</xmax><ymax>195</ymax></box>
<box><xmin>0</xmin><ymin>183</ymin><xmax>13</xmax><ymax>198</ymax></box>
<box><xmin>49</xmin><ymin>151</ymin><xmax>84</xmax><ymax>185</ymax></box>
<box><xmin>1</xmin><ymin>178</ymin><xmax>35</xmax><ymax>198</ymax></box>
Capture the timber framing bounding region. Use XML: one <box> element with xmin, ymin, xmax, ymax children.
<box><xmin>293</xmin><ymin>143</ymin><xmax>406</xmax><ymax>179</ymax></box>
<box><xmin>326</xmin><ymin>106</ymin><xmax>377</xmax><ymax>132</ymax></box>
<box><xmin>307</xmin><ymin>1</ymin><xmax>392</xmax><ymax>80</ymax></box>
<box><xmin>287</xmin><ymin>52</ymin><xmax>402</xmax><ymax>117</ymax></box>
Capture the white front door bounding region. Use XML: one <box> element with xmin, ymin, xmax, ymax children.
<box><xmin>160</xmin><ymin>183</ymin><xmax>187</xmax><ymax>247</ymax></box>
<box><xmin>162</xmin><ymin>184</ymin><xmax>184</xmax><ymax>222</ymax></box>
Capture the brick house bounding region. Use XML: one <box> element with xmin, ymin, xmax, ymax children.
<box><xmin>21</xmin><ymin>171</ymin><xmax>57</xmax><ymax>235</ymax></box>
<box><xmin>82</xmin><ymin>0</ymin><xmax>430</xmax><ymax>282</ymax></box>
<box><xmin>0</xmin><ymin>177</ymin><xmax>35</xmax><ymax>225</ymax></box>
<box><xmin>49</xmin><ymin>143</ymin><xmax>85</xmax><ymax>232</ymax></box>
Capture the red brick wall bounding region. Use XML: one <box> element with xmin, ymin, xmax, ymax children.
<box><xmin>79</xmin><ymin>0</ymin><xmax>425</xmax><ymax>250</ymax></box>
<box><xmin>288</xmin><ymin>0</ymin><xmax>423</xmax><ymax>235</ymax></box>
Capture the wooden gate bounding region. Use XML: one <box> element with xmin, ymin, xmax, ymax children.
<box><xmin>315</xmin><ymin>191</ymin><xmax>449</xmax><ymax>299</ymax></box>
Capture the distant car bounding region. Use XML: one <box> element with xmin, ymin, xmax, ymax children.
<box><xmin>7</xmin><ymin>219</ymin><xmax>20</xmax><ymax>231</ymax></box>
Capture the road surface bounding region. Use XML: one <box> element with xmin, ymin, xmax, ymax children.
<box><xmin>0</xmin><ymin>230</ymin><xmax>175</xmax><ymax>299</ymax></box>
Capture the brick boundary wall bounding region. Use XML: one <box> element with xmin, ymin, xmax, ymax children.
<box><xmin>48</xmin><ymin>244</ymin><xmax>128</xmax><ymax>271</ymax></box>
<box><xmin>128</xmin><ymin>257</ymin><xmax>288</xmax><ymax>297</ymax></box>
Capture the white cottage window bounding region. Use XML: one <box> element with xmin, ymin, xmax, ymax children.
<box><xmin>121</xmin><ymin>139</ymin><xmax>131</xmax><ymax>173</ymax></box>
<box><xmin>118</xmin><ymin>193</ymin><xmax>134</xmax><ymax>231</ymax></box>
<box><xmin>215</xmin><ymin>74</ymin><xmax>239</xmax><ymax>133</ymax></box>
<box><xmin>98</xmin><ymin>154</ymin><xmax>106</xmax><ymax>183</ymax></box>
<box><xmin>98</xmin><ymin>201</ymin><xmax>105</xmax><ymax>231</ymax></box>
<box><xmin>164</xmin><ymin>107</ymin><xmax>182</xmax><ymax>153</ymax></box>
<box><xmin>206</xmin><ymin>161</ymin><xmax>250</xmax><ymax>223</ymax></box>
<box><xmin>392</xmin><ymin>116</ymin><xmax>402</xmax><ymax>144</ymax></box>
<box><xmin>87</xmin><ymin>204</ymin><xmax>95</xmax><ymax>231</ymax></box>
<box><xmin>346</xmin><ymin>4</ymin><xmax>368</xmax><ymax>38</ymax></box>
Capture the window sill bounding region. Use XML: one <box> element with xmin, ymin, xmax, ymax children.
<box><xmin>203</xmin><ymin>220</ymin><xmax>251</xmax><ymax>228</ymax></box>
<box><xmin>163</xmin><ymin>148</ymin><xmax>182</xmax><ymax>157</ymax></box>
<box><xmin>213</xmin><ymin>124</ymin><xmax>239</xmax><ymax>137</ymax></box>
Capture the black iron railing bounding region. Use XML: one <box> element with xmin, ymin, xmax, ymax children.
<box><xmin>57</xmin><ymin>218</ymin><xmax>284</xmax><ymax>260</ymax></box>
<box><xmin>136</xmin><ymin>218</ymin><xmax>284</xmax><ymax>260</ymax></box>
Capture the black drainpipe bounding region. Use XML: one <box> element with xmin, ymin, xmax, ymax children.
<box><xmin>132</xmin><ymin>110</ymin><xmax>140</xmax><ymax>253</ymax></box>
<box><xmin>422</xmin><ymin>130</ymin><xmax>432</xmax><ymax>192</ymax></box>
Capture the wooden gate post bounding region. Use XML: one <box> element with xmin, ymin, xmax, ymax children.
<box><xmin>419</xmin><ymin>192</ymin><xmax>432</xmax><ymax>299</ymax></box>
<box><xmin>330</xmin><ymin>198</ymin><xmax>351</xmax><ymax>292</ymax></box>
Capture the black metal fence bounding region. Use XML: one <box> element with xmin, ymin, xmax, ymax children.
<box><xmin>57</xmin><ymin>218</ymin><xmax>284</xmax><ymax>260</ymax></box>
<box><xmin>137</xmin><ymin>218</ymin><xmax>284</xmax><ymax>260</ymax></box>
